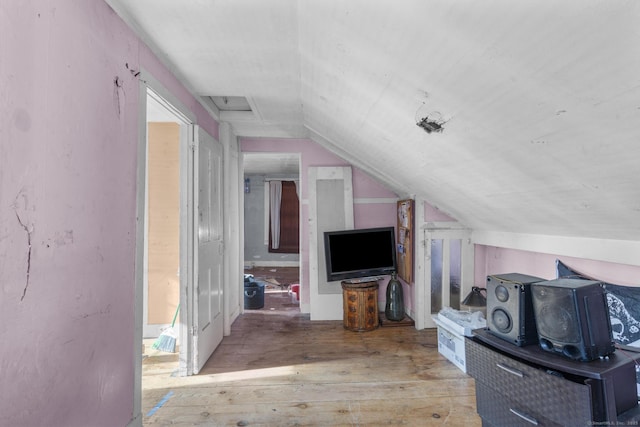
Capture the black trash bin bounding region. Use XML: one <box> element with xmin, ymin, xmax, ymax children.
<box><xmin>244</xmin><ymin>280</ymin><xmax>265</xmax><ymax>309</ymax></box>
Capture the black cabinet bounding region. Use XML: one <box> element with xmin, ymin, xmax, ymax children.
<box><xmin>466</xmin><ymin>329</ymin><xmax>637</xmax><ymax>426</ymax></box>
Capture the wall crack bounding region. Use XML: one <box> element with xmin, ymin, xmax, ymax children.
<box><xmin>14</xmin><ymin>202</ymin><xmax>33</xmax><ymax>302</ymax></box>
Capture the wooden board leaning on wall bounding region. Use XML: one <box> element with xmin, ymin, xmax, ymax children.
<box><xmin>397</xmin><ymin>199</ymin><xmax>414</xmax><ymax>284</ymax></box>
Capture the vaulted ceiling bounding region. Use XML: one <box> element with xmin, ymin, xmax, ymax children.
<box><xmin>107</xmin><ymin>0</ymin><xmax>640</xmax><ymax>241</ymax></box>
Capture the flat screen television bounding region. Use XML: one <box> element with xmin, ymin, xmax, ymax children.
<box><xmin>323</xmin><ymin>227</ymin><xmax>397</xmax><ymax>282</ymax></box>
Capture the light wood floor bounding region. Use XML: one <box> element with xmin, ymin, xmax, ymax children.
<box><xmin>142</xmin><ymin>291</ymin><xmax>481</xmax><ymax>426</ymax></box>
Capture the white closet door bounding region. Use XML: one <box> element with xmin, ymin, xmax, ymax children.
<box><xmin>190</xmin><ymin>126</ymin><xmax>224</xmax><ymax>374</ymax></box>
<box><xmin>308</xmin><ymin>166</ymin><xmax>353</xmax><ymax>320</ymax></box>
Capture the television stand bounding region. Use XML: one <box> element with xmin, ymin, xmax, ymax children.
<box><xmin>466</xmin><ymin>328</ymin><xmax>637</xmax><ymax>426</ymax></box>
<box><xmin>341</xmin><ymin>280</ymin><xmax>379</xmax><ymax>331</ymax></box>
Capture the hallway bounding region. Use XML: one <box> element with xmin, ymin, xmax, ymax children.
<box><xmin>142</xmin><ymin>292</ymin><xmax>480</xmax><ymax>426</ymax></box>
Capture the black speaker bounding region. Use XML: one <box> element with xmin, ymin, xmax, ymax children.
<box><xmin>531</xmin><ymin>278</ymin><xmax>615</xmax><ymax>362</ymax></box>
<box><xmin>486</xmin><ymin>273</ymin><xmax>544</xmax><ymax>346</ymax></box>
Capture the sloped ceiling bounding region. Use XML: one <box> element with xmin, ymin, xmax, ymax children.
<box><xmin>107</xmin><ymin>0</ymin><xmax>640</xmax><ymax>241</ymax></box>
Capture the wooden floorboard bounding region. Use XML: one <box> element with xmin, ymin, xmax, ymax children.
<box><xmin>142</xmin><ymin>291</ymin><xmax>481</xmax><ymax>426</ymax></box>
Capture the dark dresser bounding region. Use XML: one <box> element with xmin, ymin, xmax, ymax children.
<box><xmin>466</xmin><ymin>328</ymin><xmax>638</xmax><ymax>426</ymax></box>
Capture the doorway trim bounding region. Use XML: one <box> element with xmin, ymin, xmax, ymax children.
<box><xmin>240</xmin><ymin>151</ymin><xmax>302</xmax><ymax>311</ymax></box>
<box><xmin>132</xmin><ymin>69</ymin><xmax>196</xmax><ymax>426</ymax></box>
<box><xmin>142</xmin><ymin>97</ymin><xmax>185</xmax><ymax>339</ymax></box>
<box><xmin>421</xmin><ymin>223</ymin><xmax>473</xmax><ymax>329</ymax></box>
<box><xmin>308</xmin><ymin>166</ymin><xmax>354</xmax><ymax>321</ymax></box>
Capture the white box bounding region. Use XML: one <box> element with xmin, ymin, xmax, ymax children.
<box><xmin>436</xmin><ymin>312</ymin><xmax>476</xmax><ymax>337</ymax></box>
<box><xmin>433</xmin><ymin>316</ymin><xmax>467</xmax><ymax>373</ymax></box>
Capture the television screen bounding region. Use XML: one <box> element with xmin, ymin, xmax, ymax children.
<box><xmin>323</xmin><ymin>227</ymin><xmax>397</xmax><ymax>282</ymax></box>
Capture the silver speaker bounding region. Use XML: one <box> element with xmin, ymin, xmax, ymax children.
<box><xmin>487</xmin><ymin>273</ymin><xmax>544</xmax><ymax>346</ymax></box>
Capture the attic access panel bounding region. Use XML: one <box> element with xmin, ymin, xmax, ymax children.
<box><xmin>208</xmin><ymin>96</ymin><xmax>252</xmax><ymax>111</ymax></box>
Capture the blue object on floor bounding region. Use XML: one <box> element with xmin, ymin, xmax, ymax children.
<box><xmin>147</xmin><ymin>391</ymin><xmax>174</xmax><ymax>417</ymax></box>
<box><xmin>244</xmin><ymin>281</ymin><xmax>265</xmax><ymax>309</ymax></box>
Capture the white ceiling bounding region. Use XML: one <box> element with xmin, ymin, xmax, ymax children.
<box><xmin>107</xmin><ymin>0</ymin><xmax>640</xmax><ymax>241</ymax></box>
<box><xmin>243</xmin><ymin>152</ymin><xmax>300</xmax><ymax>175</ymax></box>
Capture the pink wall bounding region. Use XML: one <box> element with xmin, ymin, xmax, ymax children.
<box><xmin>0</xmin><ymin>2</ymin><xmax>217</xmax><ymax>426</ymax></box>
<box><xmin>475</xmin><ymin>245</ymin><xmax>640</xmax><ymax>287</ymax></box>
<box><xmin>240</xmin><ymin>138</ymin><xmax>399</xmax><ymax>307</ymax></box>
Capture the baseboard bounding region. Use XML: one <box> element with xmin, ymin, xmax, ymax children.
<box><xmin>300</xmin><ymin>302</ymin><xmax>310</xmax><ymax>314</ymax></box>
<box><xmin>229</xmin><ymin>306</ymin><xmax>240</xmax><ymax>323</ymax></box>
<box><xmin>379</xmin><ymin>311</ymin><xmax>415</xmax><ymax>327</ymax></box>
<box><xmin>143</xmin><ymin>323</ymin><xmax>171</xmax><ymax>339</ymax></box>
<box><xmin>244</xmin><ymin>260</ymin><xmax>300</xmax><ymax>268</ymax></box>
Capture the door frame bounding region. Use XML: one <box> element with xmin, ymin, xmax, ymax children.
<box><xmin>420</xmin><ymin>223</ymin><xmax>474</xmax><ymax>329</ymax></box>
<box><xmin>132</xmin><ymin>70</ymin><xmax>197</xmax><ymax>425</ymax></box>
<box><xmin>220</xmin><ymin>123</ymin><xmax>242</xmax><ymax>333</ymax></box>
<box><xmin>239</xmin><ymin>152</ymin><xmax>302</xmax><ymax>310</ymax></box>
<box><xmin>142</xmin><ymin>98</ymin><xmax>186</xmax><ymax>339</ymax></box>
<box><xmin>308</xmin><ymin>166</ymin><xmax>354</xmax><ymax>320</ymax></box>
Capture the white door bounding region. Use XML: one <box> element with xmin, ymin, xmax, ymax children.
<box><xmin>191</xmin><ymin>126</ymin><xmax>224</xmax><ymax>374</ymax></box>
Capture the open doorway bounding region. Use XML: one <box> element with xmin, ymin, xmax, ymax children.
<box><xmin>132</xmin><ymin>83</ymin><xmax>195</xmax><ymax>421</ymax></box>
<box><xmin>133</xmin><ymin>79</ymin><xmax>229</xmax><ymax>422</ymax></box>
<box><xmin>140</xmin><ymin>87</ymin><xmax>227</xmax><ymax>377</ymax></box>
<box><xmin>140</xmin><ymin>89</ymin><xmax>189</xmax><ymax>380</ymax></box>
<box><xmin>242</xmin><ymin>153</ymin><xmax>301</xmax><ymax>312</ymax></box>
